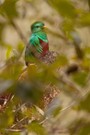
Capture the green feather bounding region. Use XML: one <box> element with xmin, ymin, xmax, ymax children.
<box><xmin>29</xmin><ymin>31</ymin><xmax>48</xmax><ymax>53</ymax></box>
<box><xmin>25</xmin><ymin>21</ymin><xmax>49</xmax><ymax>65</ymax></box>
<box><xmin>37</xmin><ymin>31</ymin><xmax>48</xmax><ymax>43</ymax></box>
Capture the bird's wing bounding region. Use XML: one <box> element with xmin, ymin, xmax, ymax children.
<box><xmin>30</xmin><ymin>35</ymin><xmax>42</xmax><ymax>53</ymax></box>
<box><xmin>25</xmin><ymin>35</ymin><xmax>43</xmax><ymax>65</ymax></box>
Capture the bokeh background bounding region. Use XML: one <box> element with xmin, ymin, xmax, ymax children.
<box><xmin>0</xmin><ymin>0</ymin><xmax>90</xmax><ymax>135</ymax></box>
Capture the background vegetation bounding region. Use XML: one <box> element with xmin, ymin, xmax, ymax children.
<box><xmin>0</xmin><ymin>0</ymin><xmax>90</xmax><ymax>134</ymax></box>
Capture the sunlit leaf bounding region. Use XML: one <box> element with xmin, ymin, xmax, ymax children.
<box><xmin>48</xmin><ymin>0</ymin><xmax>77</xmax><ymax>18</ymax></box>
<box><xmin>72</xmin><ymin>71</ymin><xmax>88</xmax><ymax>86</ymax></box>
<box><xmin>53</xmin><ymin>106</ymin><xmax>61</xmax><ymax>117</ymax></box>
<box><xmin>0</xmin><ymin>0</ymin><xmax>18</xmax><ymax>19</ymax></box>
<box><xmin>6</xmin><ymin>46</ymin><xmax>12</xmax><ymax>59</ymax></box>
<box><xmin>78</xmin><ymin>93</ymin><xmax>90</xmax><ymax>112</ymax></box>
<box><xmin>62</xmin><ymin>19</ymin><xmax>74</xmax><ymax>35</ymax></box>
<box><xmin>17</xmin><ymin>42</ymin><xmax>24</xmax><ymax>54</ymax></box>
<box><xmin>0</xmin><ymin>105</ymin><xmax>14</xmax><ymax>129</ymax></box>
<box><xmin>28</xmin><ymin>121</ymin><xmax>47</xmax><ymax>135</ymax></box>
<box><xmin>7</xmin><ymin>132</ymin><xmax>20</xmax><ymax>135</ymax></box>
<box><xmin>79</xmin><ymin>13</ymin><xmax>90</xmax><ymax>26</ymax></box>
<box><xmin>0</xmin><ymin>62</ymin><xmax>23</xmax><ymax>80</ymax></box>
<box><xmin>50</xmin><ymin>55</ymin><xmax>68</xmax><ymax>70</ymax></box>
<box><xmin>83</xmin><ymin>47</ymin><xmax>90</xmax><ymax>55</ymax></box>
<box><xmin>82</xmin><ymin>57</ymin><xmax>90</xmax><ymax>69</ymax></box>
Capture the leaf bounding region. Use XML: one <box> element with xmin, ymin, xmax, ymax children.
<box><xmin>69</xmin><ymin>119</ymin><xmax>90</xmax><ymax>135</ymax></box>
<box><xmin>48</xmin><ymin>0</ymin><xmax>77</xmax><ymax>19</ymax></box>
<box><xmin>53</xmin><ymin>106</ymin><xmax>61</xmax><ymax>117</ymax></box>
<box><xmin>72</xmin><ymin>71</ymin><xmax>88</xmax><ymax>86</ymax></box>
<box><xmin>62</xmin><ymin>19</ymin><xmax>74</xmax><ymax>35</ymax></box>
<box><xmin>78</xmin><ymin>93</ymin><xmax>90</xmax><ymax>112</ymax></box>
<box><xmin>6</xmin><ymin>46</ymin><xmax>12</xmax><ymax>59</ymax></box>
<box><xmin>0</xmin><ymin>105</ymin><xmax>14</xmax><ymax>129</ymax></box>
<box><xmin>50</xmin><ymin>55</ymin><xmax>68</xmax><ymax>70</ymax></box>
<box><xmin>0</xmin><ymin>0</ymin><xmax>18</xmax><ymax>19</ymax></box>
<box><xmin>17</xmin><ymin>42</ymin><xmax>24</xmax><ymax>54</ymax></box>
<box><xmin>79</xmin><ymin>122</ymin><xmax>90</xmax><ymax>135</ymax></box>
<box><xmin>82</xmin><ymin>57</ymin><xmax>90</xmax><ymax>69</ymax></box>
<box><xmin>28</xmin><ymin>121</ymin><xmax>48</xmax><ymax>135</ymax></box>
<box><xmin>7</xmin><ymin>132</ymin><xmax>20</xmax><ymax>135</ymax></box>
<box><xmin>79</xmin><ymin>13</ymin><xmax>90</xmax><ymax>26</ymax></box>
<box><xmin>84</xmin><ymin>47</ymin><xmax>90</xmax><ymax>55</ymax></box>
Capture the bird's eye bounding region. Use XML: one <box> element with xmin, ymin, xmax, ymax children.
<box><xmin>36</xmin><ymin>26</ymin><xmax>39</xmax><ymax>28</ymax></box>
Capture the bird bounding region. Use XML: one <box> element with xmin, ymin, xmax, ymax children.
<box><xmin>25</xmin><ymin>21</ymin><xmax>49</xmax><ymax>66</ymax></box>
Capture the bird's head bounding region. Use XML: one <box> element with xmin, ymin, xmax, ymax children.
<box><xmin>31</xmin><ymin>21</ymin><xmax>46</xmax><ymax>33</ymax></box>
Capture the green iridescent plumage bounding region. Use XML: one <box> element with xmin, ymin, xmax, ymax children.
<box><xmin>25</xmin><ymin>21</ymin><xmax>49</xmax><ymax>65</ymax></box>
<box><xmin>29</xmin><ymin>31</ymin><xmax>48</xmax><ymax>53</ymax></box>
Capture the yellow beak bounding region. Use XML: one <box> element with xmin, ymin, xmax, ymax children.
<box><xmin>43</xmin><ymin>25</ymin><xmax>47</xmax><ymax>28</ymax></box>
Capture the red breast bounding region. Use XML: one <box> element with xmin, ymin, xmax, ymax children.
<box><xmin>39</xmin><ymin>39</ymin><xmax>49</xmax><ymax>57</ymax></box>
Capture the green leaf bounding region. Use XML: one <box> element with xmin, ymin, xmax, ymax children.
<box><xmin>72</xmin><ymin>71</ymin><xmax>88</xmax><ymax>86</ymax></box>
<box><xmin>78</xmin><ymin>123</ymin><xmax>90</xmax><ymax>135</ymax></box>
<box><xmin>0</xmin><ymin>106</ymin><xmax>14</xmax><ymax>129</ymax></box>
<box><xmin>78</xmin><ymin>93</ymin><xmax>90</xmax><ymax>112</ymax></box>
<box><xmin>69</xmin><ymin>119</ymin><xmax>90</xmax><ymax>135</ymax></box>
<box><xmin>62</xmin><ymin>19</ymin><xmax>74</xmax><ymax>35</ymax></box>
<box><xmin>6</xmin><ymin>46</ymin><xmax>12</xmax><ymax>59</ymax></box>
<box><xmin>53</xmin><ymin>107</ymin><xmax>61</xmax><ymax>117</ymax></box>
<box><xmin>0</xmin><ymin>0</ymin><xmax>18</xmax><ymax>19</ymax></box>
<box><xmin>28</xmin><ymin>121</ymin><xmax>48</xmax><ymax>135</ymax></box>
<box><xmin>50</xmin><ymin>55</ymin><xmax>68</xmax><ymax>70</ymax></box>
<box><xmin>79</xmin><ymin>122</ymin><xmax>90</xmax><ymax>135</ymax></box>
<box><xmin>48</xmin><ymin>0</ymin><xmax>77</xmax><ymax>18</ymax></box>
<box><xmin>17</xmin><ymin>42</ymin><xmax>24</xmax><ymax>54</ymax></box>
<box><xmin>79</xmin><ymin>13</ymin><xmax>90</xmax><ymax>26</ymax></box>
<box><xmin>82</xmin><ymin>57</ymin><xmax>90</xmax><ymax>69</ymax></box>
<box><xmin>84</xmin><ymin>47</ymin><xmax>90</xmax><ymax>55</ymax></box>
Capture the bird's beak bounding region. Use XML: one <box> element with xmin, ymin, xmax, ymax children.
<box><xmin>43</xmin><ymin>25</ymin><xmax>47</xmax><ymax>28</ymax></box>
<box><xmin>43</xmin><ymin>26</ymin><xmax>48</xmax><ymax>32</ymax></box>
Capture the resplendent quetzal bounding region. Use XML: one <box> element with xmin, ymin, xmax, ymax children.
<box><xmin>25</xmin><ymin>21</ymin><xmax>49</xmax><ymax>65</ymax></box>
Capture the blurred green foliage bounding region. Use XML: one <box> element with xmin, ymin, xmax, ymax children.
<box><xmin>0</xmin><ymin>0</ymin><xmax>18</xmax><ymax>19</ymax></box>
<box><xmin>48</xmin><ymin>0</ymin><xmax>77</xmax><ymax>19</ymax></box>
<box><xmin>0</xmin><ymin>0</ymin><xmax>90</xmax><ymax>135</ymax></box>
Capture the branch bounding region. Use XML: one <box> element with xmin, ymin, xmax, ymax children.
<box><xmin>10</xmin><ymin>116</ymin><xmax>28</xmax><ymax>129</ymax></box>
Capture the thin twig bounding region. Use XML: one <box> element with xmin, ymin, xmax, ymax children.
<box><xmin>13</xmin><ymin>102</ymin><xmax>27</xmax><ymax>113</ymax></box>
<box><xmin>5</xmin><ymin>128</ymin><xmax>25</xmax><ymax>132</ymax></box>
<box><xmin>11</xmin><ymin>116</ymin><xmax>28</xmax><ymax>129</ymax></box>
